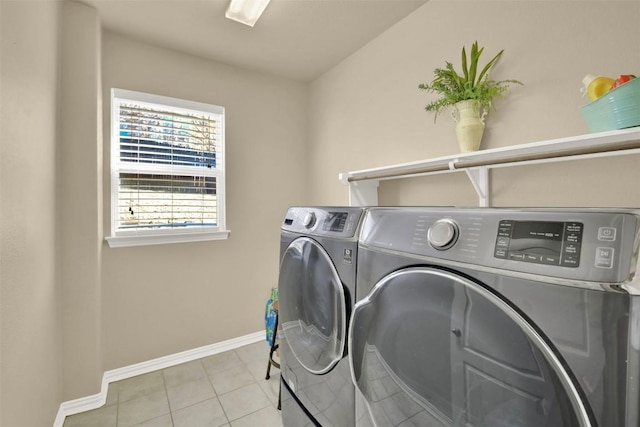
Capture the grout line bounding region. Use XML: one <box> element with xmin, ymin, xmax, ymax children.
<box><xmin>115</xmin><ymin>389</ymin><xmax>119</xmax><ymax>427</ymax></box>
<box><xmin>159</xmin><ymin>366</ymin><xmax>172</xmax><ymax>425</ymax></box>
<box><xmin>211</xmin><ymin>353</ymin><xmax>233</xmax><ymax>425</ymax></box>
<box><xmin>202</xmin><ymin>356</ymin><xmax>221</xmax><ymax>398</ymax></box>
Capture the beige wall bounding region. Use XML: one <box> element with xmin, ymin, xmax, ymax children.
<box><xmin>100</xmin><ymin>32</ymin><xmax>308</xmax><ymax>370</ymax></box>
<box><xmin>58</xmin><ymin>0</ymin><xmax>104</xmax><ymax>400</ymax></box>
<box><xmin>0</xmin><ymin>1</ymin><xmax>63</xmax><ymax>425</ymax></box>
<box><xmin>309</xmin><ymin>1</ymin><xmax>640</xmax><ymax>207</ymax></box>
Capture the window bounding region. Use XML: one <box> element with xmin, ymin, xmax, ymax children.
<box><xmin>107</xmin><ymin>89</ymin><xmax>228</xmax><ymax>248</ymax></box>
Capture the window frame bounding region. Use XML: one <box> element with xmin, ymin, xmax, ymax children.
<box><xmin>106</xmin><ymin>88</ymin><xmax>229</xmax><ymax>248</ymax></box>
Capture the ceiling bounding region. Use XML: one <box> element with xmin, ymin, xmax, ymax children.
<box><xmin>81</xmin><ymin>0</ymin><xmax>428</xmax><ymax>82</ymax></box>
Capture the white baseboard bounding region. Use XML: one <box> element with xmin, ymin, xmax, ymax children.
<box><xmin>53</xmin><ymin>330</ymin><xmax>264</xmax><ymax>427</ymax></box>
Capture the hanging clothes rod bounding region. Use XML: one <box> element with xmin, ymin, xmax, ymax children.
<box><xmin>343</xmin><ymin>128</ymin><xmax>640</xmax><ymax>183</ymax></box>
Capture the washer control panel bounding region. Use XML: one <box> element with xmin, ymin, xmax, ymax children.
<box><xmin>493</xmin><ymin>220</ymin><xmax>583</xmax><ymax>268</ymax></box>
<box><xmin>282</xmin><ymin>207</ymin><xmax>364</xmax><ymax>238</ymax></box>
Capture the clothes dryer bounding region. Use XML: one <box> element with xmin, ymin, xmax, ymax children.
<box><xmin>279</xmin><ymin>207</ymin><xmax>365</xmax><ymax>426</ymax></box>
<box><xmin>349</xmin><ymin>207</ymin><xmax>640</xmax><ymax>427</ymax></box>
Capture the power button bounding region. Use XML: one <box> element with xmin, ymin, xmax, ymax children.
<box><xmin>597</xmin><ymin>227</ymin><xmax>616</xmax><ymax>241</ymax></box>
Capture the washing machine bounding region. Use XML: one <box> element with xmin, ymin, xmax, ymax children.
<box><xmin>349</xmin><ymin>207</ymin><xmax>640</xmax><ymax>427</ymax></box>
<box><xmin>278</xmin><ymin>206</ymin><xmax>365</xmax><ymax>426</ymax></box>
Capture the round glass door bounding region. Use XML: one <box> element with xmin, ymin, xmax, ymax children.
<box><xmin>279</xmin><ymin>237</ymin><xmax>347</xmax><ymax>374</ymax></box>
<box><xmin>349</xmin><ymin>267</ymin><xmax>593</xmax><ymax>427</ymax></box>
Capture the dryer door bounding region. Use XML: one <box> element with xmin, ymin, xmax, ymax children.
<box><xmin>349</xmin><ymin>267</ymin><xmax>593</xmax><ymax>427</ymax></box>
<box><xmin>279</xmin><ymin>237</ymin><xmax>347</xmax><ymax>374</ymax></box>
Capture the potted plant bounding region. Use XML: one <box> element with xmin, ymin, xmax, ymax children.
<box><xmin>419</xmin><ymin>41</ymin><xmax>522</xmax><ymax>152</ymax></box>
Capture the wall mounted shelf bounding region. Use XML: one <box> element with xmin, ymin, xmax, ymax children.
<box><xmin>339</xmin><ymin>127</ymin><xmax>640</xmax><ymax>207</ymax></box>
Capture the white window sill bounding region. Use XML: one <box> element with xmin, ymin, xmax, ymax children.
<box><xmin>106</xmin><ymin>230</ymin><xmax>230</xmax><ymax>248</ymax></box>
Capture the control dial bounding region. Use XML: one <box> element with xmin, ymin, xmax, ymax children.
<box><xmin>302</xmin><ymin>212</ymin><xmax>316</xmax><ymax>228</ymax></box>
<box><xmin>428</xmin><ymin>219</ymin><xmax>459</xmax><ymax>250</ymax></box>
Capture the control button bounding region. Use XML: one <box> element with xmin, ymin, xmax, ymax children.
<box><xmin>509</xmin><ymin>252</ymin><xmax>526</xmax><ymax>261</ymax></box>
<box><xmin>525</xmin><ymin>253</ymin><xmax>541</xmax><ymax>262</ymax></box>
<box><xmin>565</xmin><ymin>223</ymin><xmax>583</xmax><ymax>233</ymax></box>
<box><xmin>302</xmin><ymin>212</ymin><xmax>316</xmax><ymax>228</ymax></box>
<box><xmin>595</xmin><ymin>247</ymin><xmax>615</xmax><ymax>269</ymax></box>
<box><xmin>428</xmin><ymin>219</ymin><xmax>459</xmax><ymax>250</ymax></box>
<box><xmin>565</xmin><ymin>233</ymin><xmax>580</xmax><ymax>243</ymax></box>
<box><xmin>494</xmin><ymin>249</ymin><xmax>507</xmax><ymax>258</ymax></box>
<box><xmin>496</xmin><ymin>237</ymin><xmax>510</xmax><ymax>248</ymax></box>
<box><xmin>598</xmin><ymin>227</ymin><xmax>617</xmax><ymax>242</ymax></box>
<box><xmin>563</xmin><ymin>244</ymin><xmax>578</xmax><ymax>255</ymax></box>
<box><xmin>561</xmin><ymin>257</ymin><xmax>579</xmax><ymax>267</ymax></box>
<box><xmin>541</xmin><ymin>255</ymin><xmax>560</xmax><ymax>265</ymax></box>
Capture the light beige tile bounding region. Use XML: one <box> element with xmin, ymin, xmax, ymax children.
<box><xmin>230</xmin><ymin>405</ymin><xmax>283</xmax><ymax>427</ymax></box>
<box><xmin>105</xmin><ymin>382</ymin><xmax>119</xmax><ymax>407</ymax></box>
<box><xmin>209</xmin><ymin>365</ymin><xmax>257</xmax><ymax>395</ymax></box>
<box><xmin>117</xmin><ymin>390</ymin><xmax>170</xmax><ymax>427</ymax></box>
<box><xmin>167</xmin><ymin>378</ymin><xmax>216</xmax><ymax>411</ymax></box>
<box><xmin>236</xmin><ymin>341</ymin><xmax>269</xmax><ymax>364</ymax></box>
<box><xmin>202</xmin><ymin>350</ymin><xmax>244</xmax><ymax>374</ymax></box>
<box><xmin>218</xmin><ymin>383</ymin><xmax>272</xmax><ymax>421</ymax></box>
<box><xmin>245</xmin><ymin>358</ymin><xmax>270</xmax><ymax>382</ymax></box>
<box><xmin>258</xmin><ymin>374</ymin><xmax>281</xmax><ymax>405</ymax></box>
<box><xmin>63</xmin><ymin>404</ymin><xmax>117</xmax><ymax>427</ymax></box>
<box><xmin>172</xmin><ymin>398</ymin><xmax>228</xmax><ymax>427</ymax></box>
<box><xmin>162</xmin><ymin>360</ymin><xmax>207</xmax><ymax>388</ymax></box>
<box><xmin>117</xmin><ymin>371</ymin><xmax>165</xmax><ymax>403</ymax></box>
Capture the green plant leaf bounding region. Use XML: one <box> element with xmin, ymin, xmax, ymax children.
<box><xmin>468</xmin><ymin>41</ymin><xmax>483</xmax><ymax>87</ymax></box>
<box><xmin>445</xmin><ymin>62</ymin><xmax>464</xmax><ymax>90</ymax></box>
<box><xmin>461</xmin><ymin>46</ymin><xmax>468</xmax><ymax>84</ymax></box>
<box><xmin>477</xmin><ymin>49</ymin><xmax>504</xmax><ymax>84</ymax></box>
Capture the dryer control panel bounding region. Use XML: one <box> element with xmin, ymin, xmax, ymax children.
<box><xmin>359</xmin><ymin>208</ymin><xmax>640</xmax><ymax>284</ymax></box>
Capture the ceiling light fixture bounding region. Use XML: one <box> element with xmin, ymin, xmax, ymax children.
<box><xmin>225</xmin><ymin>0</ymin><xmax>272</xmax><ymax>27</ymax></box>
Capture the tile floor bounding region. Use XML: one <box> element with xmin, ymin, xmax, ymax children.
<box><xmin>63</xmin><ymin>341</ymin><xmax>282</xmax><ymax>427</ymax></box>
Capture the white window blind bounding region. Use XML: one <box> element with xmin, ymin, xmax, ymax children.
<box><xmin>107</xmin><ymin>89</ymin><xmax>228</xmax><ymax>247</ymax></box>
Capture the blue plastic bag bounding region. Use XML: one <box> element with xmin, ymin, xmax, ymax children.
<box><xmin>265</xmin><ymin>287</ymin><xmax>279</xmax><ymax>344</ymax></box>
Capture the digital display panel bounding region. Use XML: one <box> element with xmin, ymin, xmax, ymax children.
<box><xmin>510</xmin><ymin>221</ymin><xmax>564</xmax><ymax>255</ymax></box>
<box><xmin>323</xmin><ymin>212</ymin><xmax>348</xmax><ymax>232</ymax></box>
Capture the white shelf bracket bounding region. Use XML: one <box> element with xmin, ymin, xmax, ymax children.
<box><xmin>350</xmin><ymin>180</ymin><xmax>380</xmax><ymax>207</ymax></box>
<box><xmin>465</xmin><ymin>167</ymin><xmax>490</xmax><ymax>207</ymax></box>
<box><xmin>339</xmin><ymin>173</ymin><xmax>379</xmax><ymax>206</ymax></box>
